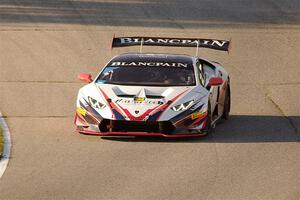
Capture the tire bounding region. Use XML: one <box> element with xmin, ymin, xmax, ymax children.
<box><xmin>222</xmin><ymin>84</ymin><xmax>230</xmax><ymax>120</ymax></box>
<box><xmin>204</xmin><ymin>101</ymin><xmax>212</xmax><ymax>134</ymax></box>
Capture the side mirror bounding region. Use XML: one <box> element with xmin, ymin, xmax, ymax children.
<box><xmin>208</xmin><ymin>77</ymin><xmax>223</xmax><ymax>86</ymax></box>
<box><xmin>78</xmin><ymin>73</ymin><xmax>92</xmax><ymax>83</ymax></box>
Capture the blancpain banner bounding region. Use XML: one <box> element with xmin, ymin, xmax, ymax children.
<box><xmin>110</xmin><ymin>61</ymin><xmax>188</xmax><ymax>68</ymax></box>
<box><xmin>112</xmin><ymin>36</ymin><xmax>230</xmax><ymax>51</ymax></box>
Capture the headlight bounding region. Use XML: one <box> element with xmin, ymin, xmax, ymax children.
<box><xmin>171</xmin><ymin>100</ymin><xmax>194</xmax><ymax>112</ymax></box>
<box><xmin>88</xmin><ymin>96</ymin><xmax>106</xmax><ymax>110</ymax></box>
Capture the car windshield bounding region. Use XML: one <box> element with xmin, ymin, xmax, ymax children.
<box><xmin>96</xmin><ymin>65</ymin><xmax>196</xmax><ymax>86</ymax></box>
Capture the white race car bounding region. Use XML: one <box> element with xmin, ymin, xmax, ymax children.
<box><xmin>74</xmin><ymin>36</ymin><xmax>231</xmax><ymax>137</ymax></box>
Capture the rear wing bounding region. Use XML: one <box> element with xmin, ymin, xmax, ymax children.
<box><xmin>111</xmin><ymin>36</ymin><xmax>231</xmax><ymax>53</ymax></box>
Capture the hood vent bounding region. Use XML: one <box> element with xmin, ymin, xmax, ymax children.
<box><xmin>117</xmin><ymin>94</ymin><xmax>135</xmax><ymax>98</ymax></box>
<box><xmin>113</xmin><ymin>87</ymin><xmax>165</xmax><ymax>99</ymax></box>
<box><xmin>145</xmin><ymin>95</ymin><xmax>164</xmax><ymax>99</ymax></box>
<box><xmin>116</xmin><ymin>94</ymin><xmax>164</xmax><ymax>99</ymax></box>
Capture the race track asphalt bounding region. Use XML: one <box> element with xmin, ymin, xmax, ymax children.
<box><xmin>0</xmin><ymin>0</ymin><xmax>299</xmax><ymax>199</ymax></box>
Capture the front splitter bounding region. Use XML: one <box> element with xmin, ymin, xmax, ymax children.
<box><xmin>76</xmin><ymin>129</ymin><xmax>207</xmax><ymax>138</ymax></box>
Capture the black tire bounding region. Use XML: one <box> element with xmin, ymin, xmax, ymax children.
<box><xmin>204</xmin><ymin>101</ymin><xmax>212</xmax><ymax>135</ymax></box>
<box><xmin>222</xmin><ymin>85</ymin><xmax>230</xmax><ymax>120</ymax></box>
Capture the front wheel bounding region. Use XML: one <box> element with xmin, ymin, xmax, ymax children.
<box><xmin>203</xmin><ymin>102</ymin><xmax>212</xmax><ymax>135</ymax></box>
<box><xmin>222</xmin><ymin>84</ymin><xmax>230</xmax><ymax>120</ymax></box>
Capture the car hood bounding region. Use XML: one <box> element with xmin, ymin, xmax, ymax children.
<box><xmin>94</xmin><ymin>83</ymin><xmax>207</xmax><ymax>121</ymax></box>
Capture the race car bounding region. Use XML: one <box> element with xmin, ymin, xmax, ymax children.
<box><xmin>74</xmin><ymin>36</ymin><xmax>231</xmax><ymax>137</ymax></box>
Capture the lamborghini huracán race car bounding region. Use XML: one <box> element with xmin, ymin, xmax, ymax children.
<box><xmin>75</xmin><ymin>36</ymin><xmax>231</xmax><ymax>137</ymax></box>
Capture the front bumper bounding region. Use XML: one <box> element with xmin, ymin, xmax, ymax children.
<box><xmin>74</xmin><ymin>107</ymin><xmax>208</xmax><ymax>138</ymax></box>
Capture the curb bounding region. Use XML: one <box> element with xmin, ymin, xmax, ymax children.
<box><xmin>0</xmin><ymin>112</ymin><xmax>11</xmax><ymax>178</ymax></box>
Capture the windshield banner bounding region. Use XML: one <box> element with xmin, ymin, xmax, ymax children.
<box><xmin>112</xmin><ymin>36</ymin><xmax>230</xmax><ymax>51</ymax></box>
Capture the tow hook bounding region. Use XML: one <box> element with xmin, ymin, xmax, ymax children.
<box><xmin>106</xmin><ymin>120</ymin><xmax>113</xmax><ymax>132</ymax></box>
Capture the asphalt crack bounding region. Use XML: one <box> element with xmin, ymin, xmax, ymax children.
<box><xmin>265</xmin><ymin>90</ymin><xmax>299</xmax><ymax>141</ymax></box>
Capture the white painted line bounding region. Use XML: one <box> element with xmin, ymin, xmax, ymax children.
<box><xmin>0</xmin><ymin>112</ymin><xmax>11</xmax><ymax>178</ymax></box>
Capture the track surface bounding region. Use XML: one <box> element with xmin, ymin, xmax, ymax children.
<box><xmin>0</xmin><ymin>0</ymin><xmax>299</xmax><ymax>199</ymax></box>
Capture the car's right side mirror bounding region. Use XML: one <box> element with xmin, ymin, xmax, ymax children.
<box><xmin>78</xmin><ymin>73</ymin><xmax>92</xmax><ymax>83</ymax></box>
<box><xmin>208</xmin><ymin>77</ymin><xmax>223</xmax><ymax>86</ymax></box>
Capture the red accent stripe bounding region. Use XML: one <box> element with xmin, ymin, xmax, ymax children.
<box><xmin>156</xmin><ymin>90</ymin><xmax>187</xmax><ymax>121</ymax></box>
<box><xmin>99</xmin><ymin>87</ymin><xmax>135</xmax><ymax>119</ymax></box>
<box><xmin>154</xmin><ymin>102</ymin><xmax>170</xmax><ymax>113</ymax></box>
<box><xmin>99</xmin><ymin>87</ymin><xmax>187</xmax><ymax>121</ymax></box>
<box><xmin>117</xmin><ymin>104</ymin><xmax>159</xmax><ymax>121</ymax></box>
<box><xmin>201</xmin><ymin>119</ymin><xmax>207</xmax><ymax>130</ymax></box>
<box><xmin>99</xmin><ymin>86</ymin><xmax>160</xmax><ymax>121</ymax></box>
<box><xmin>110</xmin><ymin>101</ymin><xmax>125</xmax><ymax>116</ymax></box>
<box><xmin>190</xmin><ymin>113</ymin><xmax>207</xmax><ymax>126</ymax></box>
<box><xmin>99</xmin><ymin>87</ymin><xmax>115</xmax><ymax>119</ymax></box>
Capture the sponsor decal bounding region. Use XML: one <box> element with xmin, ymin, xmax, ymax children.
<box><xmin>115</xmin><ymin>99</ymin><xmax>163</xmax><ymax>105</ymax></box>
<box><xmin>112</xmin><ymin>37</ymin><xmax>230</xmax><ymax>51</ymax></box>
<box><xmin>134</xmin><ymin>97</ymin><xmax>145</xmax><ymax>102</ymax></box>
<box><xmin>119</xmin><ymin>37</ymin><xmax>227</xmax><ymax>47</ymax></box>
<box><xmin>110</xmin><ymin>61</ymin><xmax>188</xmax><ymax>68</ymax></box>
<box><xmin>191</xmin><ymin>111</ymin><xmax>206</xmax><ymax>120</ymax></box>
<box><xmin>76</xmin><ymin>107</ymin><xmax>87</xmax><ymax>116</ymax></box>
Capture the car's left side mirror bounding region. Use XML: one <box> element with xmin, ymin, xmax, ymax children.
<box><xmin>78</xmin><ymin>73</ymin><xmax>92</xmax><ymax>83</ymax></box>
<box><xmin>208</xmin><ymin>77</ymin><xmax>223</xmax><ymax>86</ymax></box>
